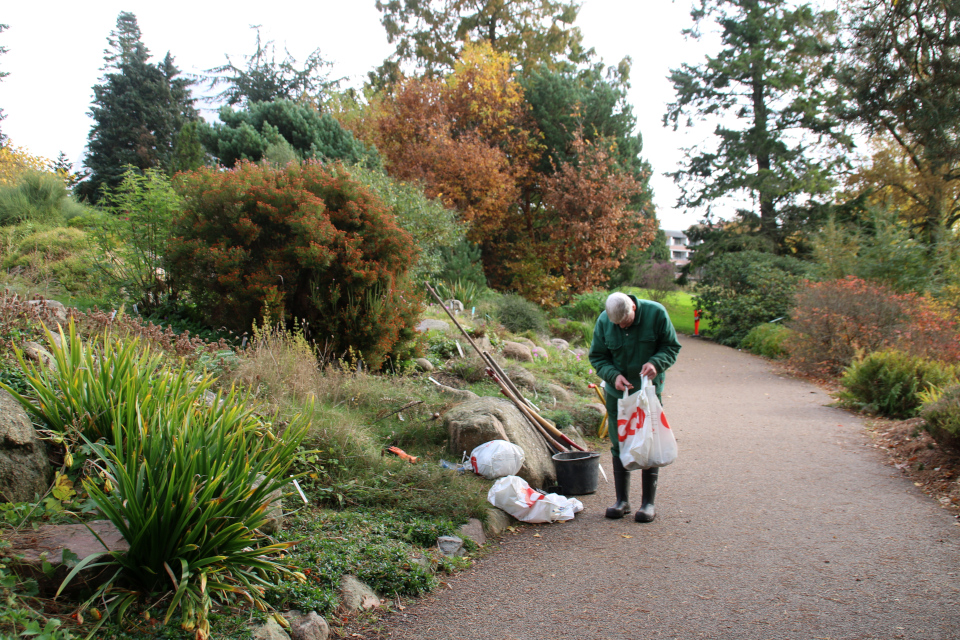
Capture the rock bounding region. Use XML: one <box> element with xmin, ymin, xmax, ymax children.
<box><xmin>502</xmin><ymin>341</ymin><xmax>533</xmax><ymax>362</ymax></box>
<box><xmin>416</xmin><ymin>319</ymin><xmax>449</xmax><ymax>333</ymax></box>
<box><xmin>474</xmin><ymin>334</ymin><xmax>494</xmax><ymax>354</ymax></box>
<box><xmin>253</xmin><ymin>475</ymin><xmax>283</xmax><ymax>535</ymax></box>
<box><xmin>289</xmin><ymin>612</ymin><xmax>329</xmax><ymax>640</ymax></box>
<box><xmin>484</xmin><ymin>508</ymin><xmax>513</xmax><ymax>537</ymax></box>
<box><xmin>26</xmin><ymin>299</ymin><xmax>68</xmax><ymax>325</ymax></box>
<box><xmin>437</xmin><ymin>535</ymin><xmax>465</xmax><ymax>557</ymax></box>
<box><xmin>339</xmin><ymin>575</ymin><xmax>380</xmax><ymax>611</ymax></box>
<box><xmin>415</xmin><ymin>358</ymin><xmax>434</xmax><ymax>372</ymax></box>
<box><xmin>514</xmin><ymin>337</ymin><xmax>537</xmax><ymax>348</ymax></box>
<box><xmin>571</xmin><ymin>347</ymin><xmax>588</xmax><ymax>358</ymax></box>
<box><xmin>252</xmin><ymin>618</ymin><xmax>291</xmax><ymax>640</ymax></box>
<box><xmin>444</xmin><ymin>299</ymin><xmax>465</xmax><ymax>314</ymax></box>
<box><xmin>5</xmin><ymin>520</ymin><xmax>128</xmax><ymax>596</ymax></box>
<box><xmin>410</xmin><ymin>554</ymin><xmax>433</xmax><ymax>572</ymax></box>
<box><xmin>583</xmin><ymin>403</ymin><xmax>606</xmax><ymax>417</ymax></box>
<box><xmin>549</xmin><ymin>338</ymin><xmax>570</xmax><ymax>351</ymax></box>
<box><xmin>458</xmin><ymin>518</ymin><xmax>486</xmax><ymax>546</ymax></box>
<box><xmin>22</xmin><ymin>341</ymin><xmax>55</xmax><ymax>368</ymax></box>
<box><xmin>503</xmin><ymin>365</ymin><xmax>537</xmax><ymax>391</ymax></box>
<box><xmin>530</xmin><ymin>345</ymin><xmax>549</xmax><ymax>360</ymax></box>
<box><xmin>560</xmin><ymin>426</ymin><xmax>589</xmax><ymax>451</ymax></box>
<box><xmin>437</xmin><ymin>385</ymin><xmax>479</xmax><ymax>403</ymax></box>
<box><xmin>0</xmin><ymin>390</ymin><xmax>53</xmax><ymax>504</ymax></box>
<box><xmin>444</xmin><ymin>397</ymin><xmax>556</xmax><ymax>489</ymax></box>
<box><xmin>546</xmin><ymin>384</ymin><xmax>573</xmax><ymax>403</ymax></box>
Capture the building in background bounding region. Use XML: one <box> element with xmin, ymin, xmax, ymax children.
<box><xmin>663</xmin><ymin>229</ymin><xmax>696</xmax><ymax>276</ymax></box>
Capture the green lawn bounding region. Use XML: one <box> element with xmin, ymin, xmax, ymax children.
<box><xmin>624</xmin><ymin>288</ymin><xmax>709</xmax><ymax>336</ymax></box>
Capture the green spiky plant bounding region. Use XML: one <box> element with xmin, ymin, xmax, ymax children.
<box><xmin>2</xmin><ymin>322</ymin><xmax>309</xmax><ymax>638</ymax></box>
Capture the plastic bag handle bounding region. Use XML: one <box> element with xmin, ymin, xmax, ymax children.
<box><xmin>639</xmin><ymin>375</ymin><xmax>650</xmax><ymax>392</ymax></box>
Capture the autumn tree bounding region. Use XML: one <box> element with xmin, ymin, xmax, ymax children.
<box><xmin>363</xmin><ymin>42</ymin><xmax>530</xmax><ymax>247</ymax></box>
<box><xmin>79</xmin><ymin>12</ymin><xmax>197</xmax><ymax>202</ymax></box>
<box><xmin>374</xmin><ymin>0</ymin><xmax>590</xmax><ymax>78</ymax></box>
<box><xmin>665</xmin><ymin>0</ymin><xmax>850</xmax><ymax>254</ymax></box>
<box><xmin>843</xmin><ymin>133</ymin><xmax>960</xmax><ymax>233</ymax></box>
<box><xmin>538</xmin><ymin>136</ymin><xmax>653</xmax><ymax>293</ymax></box>
<box><xmin>522</xmin><ymin>60</ymin><xmax>658</xmax><ymax>287</ymax></box>
<box><xmin>837</xmin><ymin>0</ymin><xmax>960</xmax><ymax>240</ymax></box>
<box><xmin>357</xmin><ymin>41</ymin><xmax>654</xmax><ymax>302</ymax></box>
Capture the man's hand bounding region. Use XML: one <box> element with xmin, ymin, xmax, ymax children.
<box><xmin>640</xmin><ymin>363</ymin><xmax>657</xmax><ymax>379</ymax></box>
<box><xmin>614</xmin><ymin>374</ymin><xmax>633</xmax><ymax>392</ymax></box>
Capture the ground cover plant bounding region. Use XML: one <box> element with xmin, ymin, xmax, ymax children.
<box><xmin>921</xmin><ymin>384</ymin><xmax>960</xmax><ymax>451</ymax></box>
<box><xmin>839</xmin><ymin>349</ymin><xmax>959</xmax><ymax>419</ymax></box>
<box><xmin>741</xmin><ymin>323</ymin><xmax>792</xmax><ymax>359</ymax></box>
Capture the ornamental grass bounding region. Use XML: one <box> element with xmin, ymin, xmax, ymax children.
<box><xmin>2</xmin><ymin>321</ymin><xmax>309</xmax><ymax>639</ymax></box>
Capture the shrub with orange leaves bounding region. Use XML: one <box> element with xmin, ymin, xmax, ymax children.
<box><xmin>787</xmin><ymin>276</ymin><xmax>960</xmax><ymax>377</ymax></box>
<box><xmin>168</xmin><ymin>161</ymin><xmax>422</xmax><ymax>370</ymax></box>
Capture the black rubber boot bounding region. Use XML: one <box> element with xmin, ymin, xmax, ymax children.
<box><xmin>635</xmin><ymin>467</ymin><xmax>659</xmax><ymax>523</ymax></box>
<box><xmin>605</xmin><ymin>456</ymin><xmax>631</xmax><ymax>519</ymax></box>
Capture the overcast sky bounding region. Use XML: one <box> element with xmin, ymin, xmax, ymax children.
<box><xmin>2</xmin><ymin>1</ymin><xmax>744</xmax><ymax>230</ymax></box>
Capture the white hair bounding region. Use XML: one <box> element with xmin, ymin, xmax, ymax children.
<box><xmin>605</xmin><ymin>292</ymin><xmax>632</xmax><ymax>323</ymax></box>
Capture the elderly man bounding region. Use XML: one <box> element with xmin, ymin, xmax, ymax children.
<box><xmin>589</xmin><ymin>291</ymin><xmax>682</xmax><ymax>522</ymax></box>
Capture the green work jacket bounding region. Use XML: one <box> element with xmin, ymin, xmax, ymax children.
<box><xmin>588</xmin><ymin>295</ymin><xmax>682</xmax><ymax>400</ymax></box>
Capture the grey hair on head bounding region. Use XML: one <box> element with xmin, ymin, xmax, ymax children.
<box><xmin>605</xmin><ymin>292</ymin><xmax>632</xmax><ymax>323</ymax></box>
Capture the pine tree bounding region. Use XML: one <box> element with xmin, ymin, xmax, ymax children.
<box><xmin>664</xmin><ymin>0</ymin><xmax>850</xmax><ymax>253</ymax></box>
<box><xmin>79</xmin><ymin>12</ymin><xmax>197</xmax><ymax>202</ymax></box>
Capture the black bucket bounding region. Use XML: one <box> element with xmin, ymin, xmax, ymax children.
<box><xmin>552</xmin><ymin>451</ymin><xmax>601</xmax><ymax>495</ymax></box>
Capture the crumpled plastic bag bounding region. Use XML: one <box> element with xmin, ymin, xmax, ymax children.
<box><xmin>470</xmin><ymin>440</ymin><xmax>525</xmax><ymax>479</ymax></box>
<box><xmin>487</xmin><ymin>475</ymin><xmax>584</xmax><ymax>523</ymax></box>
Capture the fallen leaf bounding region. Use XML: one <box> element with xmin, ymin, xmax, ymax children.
<box><xmin>621</xmin><ymin>534</ymin><xmax>633</xmax><ymax>539</ymax></box>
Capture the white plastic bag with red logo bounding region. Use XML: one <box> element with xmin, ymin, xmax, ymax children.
<box><xmin>616</xmin><ymin>376</ymin><xmax>677</xmax><ymax>471</ymax></box>
<box><xmin>470</xmin><ymin>440</ymin><xmax>525</xmax><ymax>480</ymax></box>
<box><xmin>487</xmin><ymin>475</ymin><xmax>584</xmax><ymax>523</ymax></box>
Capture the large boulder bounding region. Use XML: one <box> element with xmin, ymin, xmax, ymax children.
<box><xmin>444</xmin><ymin>397</ymin><xmax>556</xmax><ymax>489</ymax></box>
<box><xmin>0</xmin><ymin>390</ymin><xmax>52</xmax><ymax>503</ymax></box>
<box><xmin>502</xmin><ymin>341</ymin><xmax>533</xmax><ymax>362</ymax></box>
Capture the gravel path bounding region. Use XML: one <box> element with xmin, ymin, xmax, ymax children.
<box><xmin>384</xmin><ymin>335</ymin><xmax>960</xmax><ymax>640</ymax></box>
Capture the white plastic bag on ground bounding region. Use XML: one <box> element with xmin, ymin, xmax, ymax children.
<box><xmin>617</xmin><ymin>377</ymin><xmax>678</xmax><ymax>471</ymax></box>
<box><xmin>470</xmin><ymin>440</ymin><xmax>525</xmax><ymax>479</ymax></box>
<box><xmin>487</xmin><ymin>475</ymin><xmax>584</xmax><ymax>523</ymax></box>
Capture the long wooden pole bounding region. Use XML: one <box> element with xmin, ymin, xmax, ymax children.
<box><xmin>486</xmin><ymin>368</ymin><xmax>567</xmax><ymax>453</ymax></box>
<box><xmin>425</xmin><ymin>282</ymin><xmax>586</xmax><ymax>453</ymax></box>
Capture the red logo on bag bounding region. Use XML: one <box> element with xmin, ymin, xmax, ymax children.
<box><xmin>523</xmin><ymin>487</ymin><xmax>543</xmax><ymax>507</ymax></box>
<box><xmin>617</xmin><ymin>408</ymin><xmax>645</xmax><ymax>442</ymax></box>
<box><xmin>471</xmin><ymin>456</ymin><xmax>479</xmax><ymax>473</ymax></box>
<box><xmin>660</xmin><ymin>412</ymin><xmax>671</xmax><ymax>430</ymax></box>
